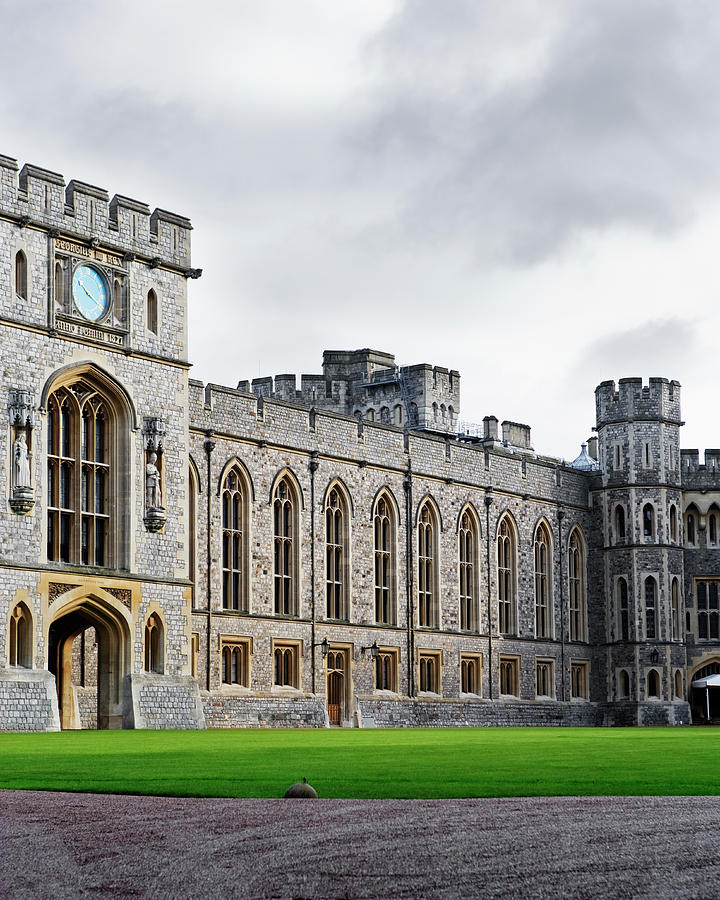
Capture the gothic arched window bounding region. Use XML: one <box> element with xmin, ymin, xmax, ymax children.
<box><xmin>497</xmin><ymin>515</ymin><xmax>516</xmax><ymax>634</ymax></box>
<box><xmin>614</xmin><ymin>505</ymin><xmax>626</xmax><ymax>543</ymax></box>
<box><xmin>47</xmin><ymin>377</ymin><xmax>127</xmax><ymax>567</ymax></box>
<box><xmin>645</xmin><ymin>576</ymin><xmax>657</xmax><ymax>639</ymax></box>
<box><xmin>144</xmin><ymin>613</ymin><xmax>164</xmax><ymax>674</ymax></box>
<box><xmin>417</xmin><ymin>501</ymin><xmax>439</xmax><ymax>628</ymax></box>
<box><xmin>15</xmin><ymin>250</ymin><xmax>27</xmax><ymax>300</ymax></box>
<box><xmin>568</xmin><ymin>527</ymin><xmax>586</xmax><ymax>641</ymax></box>
<box><xmin>374</xmin><ymin>493</ymin><xmax>397</xmax><ymax>625</ymax></box>
<box><xmin>669</xmin><ymin>505</ymin><xmax>677</xmax><ymax>542</ymax></box>
<box><xmin>671</xmin><ymin>577</ymin><xmax>680</xmax><ymax>641</ymax></box>
<box><xmin>459</xmin><ymin>509</ymin><xmax>479</xmax><ymax>632</ymax></box>
<box><xmin>273</xmin><ymin>475</ymin><xmax>299</xmax><ymax>615</ymax></box>
<box><xmin>222</xmin><ymin>466</ymin><xmax>249</xmax><ymax>612</ymax></box>
<box><xmin>643</xmin><ymin>504</ymin><xmax>655</xmax><ymax>540</ymax></box>
<box><xmin>325</xmin><ymin>486</ymin><xmax>349</xmax><ymax>620</ymax></box>
<box><xmin>146</xmin><ymin>289</ymin><xmax>158</xmax><ymax>334</ymax></box>
<box><xmin>534</xmin><ymin>522</ymin><xmax>552</xmax><ymax>638</ymax></box>
<box><xmin>9</xmin><ymin>602</ymin><xmax>32</xmax><ymax>668</ymax></box>
<box><xmin>618</xmin><ymin>577</ymin><xmax>630</xmax><ymax>641</ymax></box>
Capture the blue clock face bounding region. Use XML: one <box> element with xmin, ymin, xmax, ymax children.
<box><xmin>72</xmin><ymin>265</ymin><xmax>108</xmax><ymax>321</ymax></box>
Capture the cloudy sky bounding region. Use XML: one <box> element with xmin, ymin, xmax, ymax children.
<box><xmin>2</xmin><ymin>0</ymin><xmax>720</xmax><ymax>459</ymax></box>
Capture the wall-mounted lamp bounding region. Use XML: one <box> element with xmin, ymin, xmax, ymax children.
<box><xmin>361</xmin><ymin>641</ymin><xmax>379</xmax><ymax>660</ymax></box>
<box><xmin>650</xmin><ymin>647</ymin><xmax>659</xmax><ymax>665</ymax></box>
<box><xmin>314</xmin><ymin>637</ymin><xmax>329</xmax><ymax>660</ymax></box>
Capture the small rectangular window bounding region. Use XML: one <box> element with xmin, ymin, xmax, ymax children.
<box><xmin>535</xmin><ymin>659</ymin><xmax>554</xmax><ymax>698</ymax></box>
<box><xmin>273</xmin><ymin>640</ymin><xmax>301</xmax><ymax>689</ymax></box>
<box><xmin>460</xmin><ymin>653</ymin><xmax>482</xmax><ymax>696</ymax></box>
<box><xmin>191</xmin><ymin>632</ymin><xmax>199</xmax><ymax>679</ymax></box>
<box><xmin>418</xmin><ymin>650</ymin><xmax>442</xmax><ymax>694</ymax></box>
<box><xmin>220</xmin><ymin>636</ymin><xmax>252</xmax><ymax>688</ymax></box>
<box><xmin>499</xmin><ymin>655</ymin><xmax>520</xmax><ymax>697</ymax></box>
<box><xmin>644</xmin><ymin>442</ymin><xmax>651</xmax><ymax>468</ymax></box>
<box><xmin>614</xmin><ymin>444</ymin><xmax>621</xmax><ymax>470</ymax></box>
<box><xmin>571</xmin><ymin>661</ymin><xmax>589</xmax><ymax>699</ymax></box>
<box><xmin>375</xmin><ymin>647</ymin><xmax>400</xmax><ymax>692</ymax></box>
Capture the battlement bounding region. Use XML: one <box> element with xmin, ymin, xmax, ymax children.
<box><xmin>238</xmin><ymin>348</ymin><xmax>461</xmax><ymax>433</ymax></box>
<box><xmin>595</xmin><ymin>377</ymin><xmax>681</xmax><ymax>428</ymax></box>
<box><xmin>0</xmin><ymin>154</ymin><xmax>193</xmax><ymax>271</ymax></box>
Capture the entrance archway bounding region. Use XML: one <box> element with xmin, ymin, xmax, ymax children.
<box><xmin>48</xmin><ymin>594</ymin><xmax>131</xmax><ymax>729</ymax></box>
<box><xmin>326</xmin><ymin>649</ymin><xmax>348</xmax><ymax>726</ymax></box>
<box><xmin>690</xmin><ymin>661</ymin><xmax>720</xmax><ymax>723</ymax></box>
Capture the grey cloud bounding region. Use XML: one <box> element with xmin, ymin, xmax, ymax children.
<box><xmin>577</xmin><ymin>318</ymin><xmax>697</xmax><ymax>379</ymax></box>
<box><xmin>355</xmin><ymin>0</ymin><xmax>720</xmax><ymax>263</ymax></box>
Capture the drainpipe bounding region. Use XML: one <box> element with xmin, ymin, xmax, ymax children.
<box><xmin>485</xmin><ymin>492</ymin><xmax>493</xmax><ymax>699</ymax></box>
<box><xmin>557</xmin><ymin>508</ymin><xmax>566</xmax><ymax>701</ymax></box>
<box><xmin>309</xmin><ymin>451</ymin><xmax>319</xmax><ymax>693</ymax></box>
<box><xmin>204</xmin><ymin>435</ymin><xmax>215</xmax><ymax>693</ymax></box>
<box><xmin>404</xmin><ymin>462</ymin><xmax>415</xmax><ymax>697</ymax></box>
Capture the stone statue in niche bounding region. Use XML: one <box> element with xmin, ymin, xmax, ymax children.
<box><xmin>146</xmin><ymin>451</ymin><xmax>162</xmax><ymax>509</ymax></box>
<box><xmin>13</xmin><ymin>430</ymin><xmax>31</xmax><ymax>489</ymax></box>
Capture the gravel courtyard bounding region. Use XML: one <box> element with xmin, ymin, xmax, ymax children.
<box><xmin>2</xmin><ymin>791</ymin><xmax>720</xmax><ymax>898</ymax></box>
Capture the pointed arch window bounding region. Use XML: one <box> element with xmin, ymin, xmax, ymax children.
<box><xmin>534</xmin><ymin>522</ymin><xmax>552</xmax><ymax>638</ymax></box>
<box><xmin>618</xmin><ymin>577</ymin><xmax>630</xmax><ymax>641</ymax></box>
<box><xmin>619</xmin><ymin>669</ymin><xmax>630</xmax><ymax>698</ymax></box>
<box><xmin>459</xmin><ymin>510</ymin><xmax>478</xmax><ymax>632</ymax></box>
<box><xmin>374</xmin><ymin>494</ymin><xmax>396</xmax><ymax>625</ymax></box>
<box><xmin>189</xmin><ymin>463</ymin><xmax>198</xmax><ymax>601</ymax></box>
<box><xmin>146</xmin><ymin>289</ymin><xmax>158</xmax><ymax>335</ymax></box>
<box><xmin>222</xmin><ymin>466</ymin><xmax>248</xmax><ymax>612</ymax></box>
<box><xmin>417</xmin><ymin>501</ymin><xmax>439</xmax><ymax>628</ymax></box>
<box><xmin>47</xmin><ymin>379</ymin><xmax>119</xmax><ymax>567</ymax></box>
<box><xmin>669</xmin><ymin>505</ymin><xmax>677</xmax><ymax>543</ymax></box>
<box><xmin>144</xmin><ymin>613</ymin><xmax>164</xmax><ymax>674</ymax></box>
<box><xmin>647</xmin><ymin>669</ymin><xmax>660</xmax><ymax>699</ymax></box>
<box><xmin>614</xmin><ymin>505</ymin><xmax>626</xmax><ymax>543</ymax></box>
<box><xmin>55</xmin><ymin>261</ymin><xmax>64</xmax><ymax>308</ymax></box>
<box><xmin>15</xmin><ymin>249</ymin><xmax>27</xmax><ymax>300</ymax></box>
<box><xmin>497</xmin><ymin>516</ymin><xmax>516</xmax><ymax>634</ymax></box>
<box><xmin>568</xmin><ymin>528</ymin><xmax>586</xmax><ymax>641</ymax></box>
<box><xmin>326</xmin><ymin>486</ymin><xmax>349</xmax><ymax>620</ymax></box>
<box><xmin>273</xmin><ymin>476</ymin><xmax>299</xmax><ymax>615</ymax></box>
<box><xmin>643</xmin><ymin>504</ymin><xmax>655</xmax><ymax>540</ymax></box>
<box><xmin>645</xmin><ymin>576</ymin><xmax>657</xmax><ymax>639</ymax></box>
<box><xmin>686</xmin><ymin>509</ymin><xmax>697</xmax><ymax>546</ymax></box>
<box><xmin>9</xmin><ymin>602</ymin><xmax>32</xmax><ymax>668</ymax></box>
<box><xmin>671</xmin><ymin>577</ymin><xmax>680</xmax><ymax>640</ymax></box>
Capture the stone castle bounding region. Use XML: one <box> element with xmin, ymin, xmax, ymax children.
<box><xmin>1</xmin><ymin>153</ymin><xmax>719</xmax><ymax>732</ymax></box>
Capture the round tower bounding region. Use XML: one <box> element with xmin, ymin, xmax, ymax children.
<box><xmin>594</xmin><ymin>378</ymin><xmax>689</xmax><ymax>725</ymax></box>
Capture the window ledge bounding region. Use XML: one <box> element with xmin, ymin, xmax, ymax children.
<box><xmin>417</xmin><ymin>690</ymin><xmax>442</xmax><ymax>698</ymax></box>
<box><xmin>271</xmin><ymin>685</ymin><xmax>303</xmax><ymax>696</ymax></box>
<box><xmin>220</xmin><ymin>684</ymin><xmax>252</xmax><ymax>695</ymax></box>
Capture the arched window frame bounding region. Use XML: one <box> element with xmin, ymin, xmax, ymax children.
<box><xmin>325</xmin><ymin>483</ymin><xmax>350</xmax><ymax>621</ymax></box>
<box><xmin>146</xmin><ymin>288</ymin><xmax>158</xmax><ymax>335</ymax></box>
<box><xmin>709</xmin><ymin>506</ymin><xmax>720</xmax><ymax>547</ymax></box>
<box><xmin>645</xmin><ymin>575</ymin><xmax>658</xmax><ymax>640</ymax></box>
<box><xmin>417</xmin><ymin>498</ymin><xmax>440</xmax><ymax>628</ymax></box>
<box><xmin>613</xmin><ymin>505</ymin><xmax>626</xmax><ymax>544</ymax></box>
<box><xmin>188</xmin><ymin>458</ymin><xmax>201</xmax><ymax>601</ymax></box>
<box><xmin>674</xmin><ymin>669</ymin><xmax>683</xmax><ymax>699</ymax></box>
<box><xmin>8</xmin><ymin>601</ymin><xmax>32</xmax><ymax>668</ymax></box>
<box><xmin>45</xmin><ymin>368</ymin><xmax>133</xmax><ymax>569</ymax></box>
<box><xmin>671</xmin><ymin>577</ymin><xmax>680</xmax><ymax>641</ymax></box>
<box><xmin>618</xmin><ymin>668</ymin><xmax>630</xmax><ymax>699</ymax></box>
<box><xmin>642</xmin><ymin>503</ymin><xmax>656</xmax><ymax>541</ymax></box>
<box><xmin>533</xmin><ymin>520</ymin><xmax>553</xmax><ymax>639</ymax></box>
<box><xmin>686</xmin><ymin>507</ymin><xmax>698</xmax><ymax>546</ymax></box>
<box><xmin>617</xmin><ymin>576</ymin><xmax>630</xmax><ymax>641</ymax></box>
<box><xmin>647</xmin><ymin>668</ymin><xmax>660</xmax><ymax>699</ymax></box>
<box><xmin>272</xmin><ymin>472</ymin><xmax>300</xmax><ymax>616</ymax></box>
<box><xmin>221</xmin><ymin>464</ymin><xmax>250</xmax><ymax>612</ymax></box>
<box><xmin>373</xmin><ymin>490</ymin><xmax>398</xmax><ymax>626</ymax></box>
<box><xmin>458</xmin><ymin>506</ymin><xmax>480</xmax><ymax>633</ymax></box>
<box><xmin>669</xmin><ymin>505</ymin><xmax>678</xmax><ymax>543</ymax></box>
<box><xmin>144</xmin><ymin>612</ymin><xmax>164</xmax><ymax>674</ymax></box>
<box><xmin>15</xmin><ymin>249</ymin><xmax>27</xmax><ymax>300</ymax></box>
<box><xmin>496</xmin><ymin>513</ymin><xmax>517</xmax><ymax>635</ymax></box>
<box><xmin>568</xmin><ymin>527</ymin><xmax>587</xmax><ymax>642</ymax></box>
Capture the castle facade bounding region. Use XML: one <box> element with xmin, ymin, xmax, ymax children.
<box><xmin>1</xmin><ymin>154</ymin><xmax>718</xmax><ymax>731</ymax></box>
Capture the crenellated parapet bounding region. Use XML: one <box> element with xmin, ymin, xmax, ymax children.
<box><xmin>0</xmin><ymin>154</ymin><xmax>194</xmax><ymax>274</ymax></box>
<box><xmin>238</xmin><ymin>348</ymin><xmax>461</xmax><ymax>433</ymax></box>
<box><xmin>681</xmin><ymin>449</ymin><xmax>720</xmax><ymax>490</ymax></box>
<box><xmin>595</xmin><ymin>377</ymin><xmax>682</xmax><ymax>428</ymax></box>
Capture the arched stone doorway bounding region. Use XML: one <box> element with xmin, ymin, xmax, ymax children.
<box><xmin>690</xmin><ymin>660</ymin><xmax>720</xmax><ymax>723</ymax></box>
<box><xmin>326</xmin><ymin>648</ymin><xmax>349</xmax><ymax>726</ymax></box>
<box><xmin>48</xmin><ymin>594</ymin><xmax>131</xmax><ymax>730</ymax></box>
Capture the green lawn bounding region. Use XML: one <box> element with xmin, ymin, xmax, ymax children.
<box><xmin>1</xmin><ymin>727</ymin><xmax>719</xmax><ymax>799</ymax></box>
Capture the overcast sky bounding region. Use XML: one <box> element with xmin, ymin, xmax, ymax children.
<box><xmin>2</xmin><ymin>0</ymin><xmax>720</xmax><ymax>459</ymax></box>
